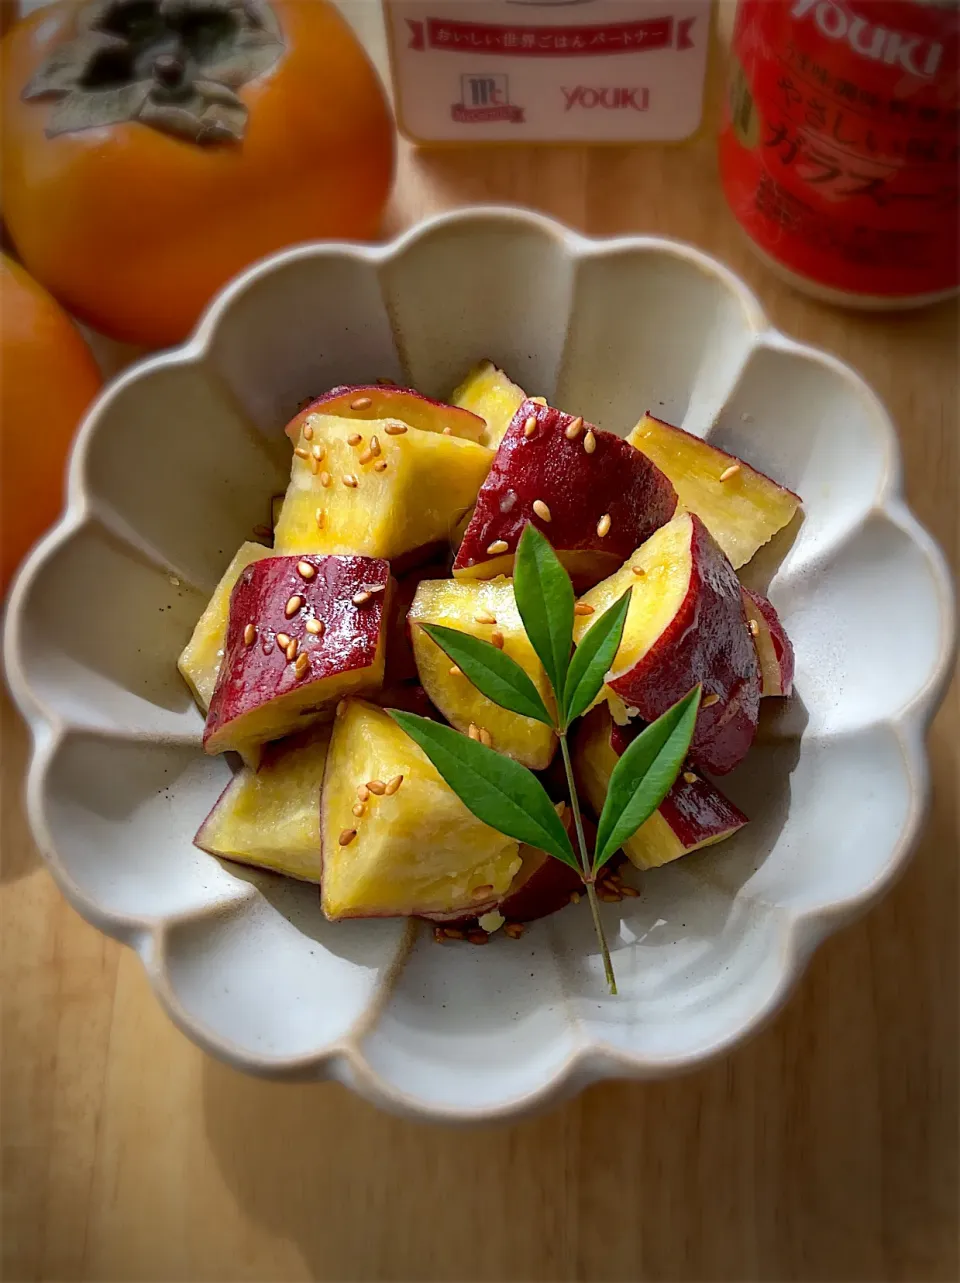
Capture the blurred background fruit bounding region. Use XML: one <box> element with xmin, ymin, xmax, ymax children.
<box><xmin>0</xmin><ymin>0</ymin><xmax>395</xmax><ymax>348</ymax></box>
<box><xmin>0</xmin><ymin>254</ymin><xmax>101</xmax><ymax>594</ymax></box>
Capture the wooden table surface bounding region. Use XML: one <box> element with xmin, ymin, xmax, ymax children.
<box><xmin>3</xmin><ymin>6</ymin><xmax>958</xmax><ymax>1281</ymax></box>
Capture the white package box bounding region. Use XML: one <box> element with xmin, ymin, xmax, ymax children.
<box><xmin>384</xmin><ymin>0</ymin><xmax>713</xmax><ymax>144</ymax></box>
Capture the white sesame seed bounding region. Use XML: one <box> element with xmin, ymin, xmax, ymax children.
<box><xmin>490</xmin><ymin>630</ymin><xmax>504</xmax><ymax>649</ymax></box>
<box><xmin>472</xmin><ymin>883</ymin><xmax>494</xmax><ymax>898</ymax></box>
<box><xmin>467</xmin><ymin>723</ymin><xmax>480</xmax><ymax>741</ymax></box>
<box><xmin>530</xmin><ymin>396</ymin><xmax>547</xmax><ymax>406</ymax></box>
<box><xmin>319</xmin><ymin>471</ymin><xmax>332</xmax><ymax>487</ymax></box>
<box><xmin>449</xmin><ymin>665</ymin><xmax>462</xmax><ymax>677</ymax></box>
<box><xmin>442</xmin><ymin>427</ymin><xmax>452</xmax><ymax>435</ymax></box>
<box><xmin>703</xmin><ymin>692</ymin><xmax>719</xmax><ymax>707</ymax></box>
<box><xmin>347</xmin><ymin>433</ymin><xmax>363</xmax><ymax>447</ymax></box>
<box><xmin>532</xmin><ymin>499</ymin><xmax>552</xmax><ymax>523</ymax></box>
<box><xmin>352</xmin><ymin>590</ymin><xmax>371</xmax><ymax>605</ymax></box>
<box><xmin>342</xmin><ymin>474</ymin><xmax>359</xmax><ymax>488</ymax></box>
<box><xmin>352</xmin><ymin>802</ymin><xmax>366</xmax><ymax>818</ymax></box>
<box><xmin>632</xmin><ymin>565</ymin><xmax>646</xmax><ymax>577</ymax></box>
<box><xmin>583</xmin><ymin>430</ymin><xmax>596</xmax><ymax>454</ymax></box>
<box><xmin>683</xmin><ymin>771</ymin><xmax>698</xmax><ymax>784</ymax></box>
<box><xmin>338</xmin><ymin>829</ymin><xmax>357</xmax><ymax>846</ymax></box>
<box><xmin>311</xmin><ymin>443</ymin><xmax>324</xmax><ymax>461</ymax></box>
<box><xmin>384</xmin><ymin>423</ymin><xmax>407</xmax><ymax>435</ymax></box>
<box><xmin>294</xmin><ymin>652</ymin><xmax>310</xmax><ymax>679</ymax></box>
<box><xmin>564</xmin><ymin>416</ymin><xmax>583</xmax><ymax>440</ymax></box>
<box><xmin>306</xmin><ymin>617</ymin><xmax>324</xmax><ymax>636</ymax></box>
<box><xmin>369</xmin><ymin>436</ymin><xmax>381</xmax><ymax>457</ymax></box>
<box><xmin>356</xmin><ymin>784</ymin><xmax>370</xmax><ymax>802</ymax></box>
<box><xmin>523</xmin><ymin>414</ymin><xmax>537</xmax><ymax>438</ymax></box>
<box><xmin>374</xmin><ymin>460</ymin><xmax>388</xmax><ymax>472</ymax></box>
<box><xmin>336</xmin><ymin>700</ymin><xmax>348</xmax><ymax>717</ymax></box>
<box><xmin>285</xmin><ymin>594</ymin><xmax>303</xmax><ymax>618</ymax></box>
<box><xmin>309</xmin><ymin>455</ymin><xmax>320</xmax><ymax>475</ymax></box>
<box><xmin>366</xmin><ymin>780</ymin><xmax>386</xmax><ymax>796</ymax></box>
<box><xmin>358</xmin><ymin>448</ymin><xmax>374</xmax><ymax>465</ymax></box>
<box><xmin>478</xmin><ymin>727</ymin><xmax>493</xmax><ymax>748</ymax></box>
<box><xmin>302</xmin><ymin>422</ymin><xmax>314</xmax><ymax>441</ymax></box>
<box><xmin>749</xmin><ymin>618</ymin><xmax>760</xmax><ymax>636</ymax></box>
<box><xmin>474</xmin><ymin>609</ymin><xmax>497</xmax><ymax>625</ymax></box>
<box><xmin>285</xmin><ymin>637</ymin><xmax>298</xmax><ymax>661</ymax></box>
<box><xmin>276</xmin><ymin>632</ymin><xmax>291</xmax><ymax>650</ymax></box>
<box><xmin>596</xmin><ymin>513</ymin><xmax>611</xmax><ymax>538</ymax></box>
<box><xmin>384</xmin><ymin>775</ymin><xmax>403</xmax><ymax>795</ymax></box>
<box><xmin>486</xmin><ymin>539</ymin><xmax>509</xmax><ymax>555</ymax></box>
<box><xmin>720</xmin><ymin>464</ymin><xmax>741</xmax><ymax>482</ymax></box>
<box><xmin>294</xmin><ymin>447</ymin><xmax>310</xmax><ymax>459</ymax></box>
<box><xmin>350</xmin><ymin>397</ymin><xmax>372</xmax><ymax>411</ymax></box>
<box><xmin>574</xmin><ymin>602</ymin><xmax>594</xmax><ymax>617</ymax></box>
<box><xmin>297</xmin><ymin>560</ymin><xmax>316</xmax><ymax>580</ymax></box>
<box><xmin>243</xmin><ymin>623</ymin><xmax>256</xmax><ymax>646</ymax></box>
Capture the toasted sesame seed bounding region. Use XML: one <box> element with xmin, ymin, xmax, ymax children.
<box><xmin>555</xmin><ymin>801</ymin><xmax>566</xmax><ymax>817</ymax></box>
<box><xmin>472</xmin><ymin>884</ymin><xmax>494</xmax><ymax>898</ymax></box>
<box><xmin>252</xmin><ymin>524</ymin><xmax>272</xmax><ymax>540</ymax></box>
<box><xmin>169</xmin><ymin>576</ymin><xmax>180</xmax><ymax>587</ymax></box>
<box><xmin>308</xmin><ymin>455</ymin><xmax>320</xmax><ymax>475</ymax></box>
<box><xmin>294</xmin><ymin>652</ymin><xmax>310</xmax><ymax>679</ymax></box>
<box><xmin>305</xmin><ymin>617</ymin><xmax>324</xmax><ymax>636</ymax></box>
<box><xmin>243</xmin><ymin>623</ymin><xmax>256</xmax><ymax>646</ymax></box>
<box><xmin>352</xmin><ymin>802</ymin><xmax>366</xmax><ymax>818</ymax></box>
<box><xmin>749</xmin><ymin>618</ymin><xmax>760</xmax><ymax>636</ymax></box>
<box><xmin>315</xmin><ymin>509</ymin><xmax>324</xmax><ymax>530</ymax></box>
<box><xmin>352</xmin><ymin>590</ymin><xmax>372</xmax><ymax>606</ymax></box>
<box><xmin>448</xmin><ymin>665</ymin><xmax>462</xmax><ymax>677</ymax></box>
<box><xmin>350</xmin><ymin>396</ymin><xmax>372</xmax><ymax>411</ymax></box>
<box><xmin>474</xmin><ymin>609</ymin><xmax>497</xmax><ymax>625</ymax></box>
<box><xmin>311</xmin><ymin>443</ymin><xmax>324</xmax><ymax>461</ymax></box>
<box><xmin>433</xmin><ymin>926</ymin><xmax>446</xmax><ymax>944</ymax></box>
<box><xmin>369</xmin><ymin>436</ymin><xmax>381</xmax><ymax>456</ymax></box>
<box><xmin>336</xmin><ymin>699</ymin><xmax>348</xmax><ymax>716</ymax></box>
<box><xmin>600</xmin><ymin>892</ymin><xmax>621</xmax><ymax>904</ymax></box>
<box><xmin>276</xmin><ymin>632</ymin><xmax>292</xmax><ymax>650</ymax></box>
<box><xmin>358</xmin><ymin>448</ymin><xmax>374</xmax><ymax>465</ymax></box>
<box><xmin>285</xmin><ymin>638</ymin><xmax>299</xmax><ymax>662</ymax></box>
<box><xmin>490</xmin><ymin>630</ymin><xmax>505</xmax><ymax>649</ymax></box>
<box><xmin>504</xmin><ymin>922</ymin><xmax>525</xmax><ymax>939</ymax></box>
<box><xmin>297</xmin><ymin>560</ymin><xmax>316</xmax><ymax>581</ymax></box>
<box><xmin>530</xmin><ymin>396</ymin><xmax>547</xmax><ymax>406</ymax></box>
<box><xmin>683</xmin><ymin>771</ymin><xmax>698</xmax><ymax>784</ymax></box>
<box><xmin>366</xmin><ymin>780</ymin><xmax>386</xmax><ymax>796</ymax></box>
<box><xmin>442</xmin><ymin>427</ymin><xmax>453</xmax><ymax>436</ymax></box>
<box><xmin>596</xmin><ymin>513</ymin><xmax>611</xmax><ymax>538</ymax></box>
<box><xmin>467</xmin><ymin>723</ymin><xmax>480</xmax><ymax>741</ymax></box>
<box><xmin>347</xmin><ymin>433</ymin><xmax>363</xmax><ymax>447</ymax></box>
<box><xmin>285</xmin><ymin>594</ymin><xmax>303</xmax><ymax>618</ymax></box>
<box><xmin>342</xmin><ymin>474</ymin><xmax>359</xmax><ymax>488</ymax></box>
<box><xmin>523</xmin><ymin>414</ymin><xmax>537</xmax><ymax>438</ymax></box>
<box><xmin>478</xmin><ymin>728</ymin><xmax>493</xmax><ymax>748</ymax></box>
<box><xmin>564</xmin><ymin>416</ymin><xmax>583</xmax><ymax>439</ymax></box>
<box><xmin>621</xmin><ymin>886</ymin><xmax>640</xmax><ymax>897</ymax></box>
<box><xmin>319</xmin><ymin>471</ymin><xmax>332</xmax><ymax>488</ymax></box>
<box><xmin>720</xmin><ymin>463</ymin><xmax>741</xmax><ymax>482</ymax></box>
<box><xmin>384</xmin><ymin>775</ymin><xmax>403</xmax><ymax>795</ymax></box>
<box><xmin>338</xmin><ymin>828</ymin><xmax>357</xmax><ymax>846</ymax></box>
<box><xmin>569</xmin><ymin>891</ymin><xmax>581</xmax><ymax>905</ymax></box>
<box><xmin>443</xmin><ymin>927</ymin><xmax>465</xmax><ymax>940</ymax></box>
<box><xmin>703</xmin><ymin>692</ymin><xmax>720</xmax><ymax>707</ymax></box>
<box><xmin>467</xmin><ymin>930</ymin><xmax>489</xmax><ymax>945</ymax></box>
<box><xmin>384</xmin><ymin>423</ymin><xmax>407</xmax><ymax>435</ymax></box>
<box><xmin>294</xmin><ymin>447</ymin><xmax>310</xmax><ymax>459</ymax></box>
<box><xmin>302</xmin><ymin>422</ymin><xmax>314</xmax><ymax>441</ymax></box>
<box><xmin>486</xmin><ymin>539</ymin><xmax>509</xmax><ymax>555</ymax></box>
<box><xmin>532</xmin><ymin>499</ymin><xmax>552</xmax><ymax>522</ymax></box>
<box><xmin>583</xmin><ymin>429</ymin><xmax>597</xmax><ymax>454</ymax></box>
<box><xmin>632</xmin><ymin>565</ymin><xmax>646</xmax><ymax>577</ymax></box>
<box><xmin>574</xmin><ymin>602</ymin><xmax>595</xmax><ymax>617</ymax></box>
<box><xmin>374</xmin><ymin>459</ymin><xmax>388</xmax><ymax>472</ymax></box>
<box><xmin>356</xmin><ymin>784</ymin><xmax>370</xmax><ymax>802</ymax></box>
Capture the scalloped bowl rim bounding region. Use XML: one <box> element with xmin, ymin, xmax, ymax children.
<box><xmin>3</xmin><ymin>206</ymin><xmax>955</xmax><ymax>1121</ymax></box>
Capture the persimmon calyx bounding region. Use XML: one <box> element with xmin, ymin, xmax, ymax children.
<box><xmin>21</xmin><ymin>0</ymin><xmax>284</xmax><ymax>144</ymax></box>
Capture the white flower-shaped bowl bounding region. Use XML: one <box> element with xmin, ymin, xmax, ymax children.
<box><xmin>4</xmin><ymin>208</ymin><xmax>954</xmax><ymax>1122</ymax></box>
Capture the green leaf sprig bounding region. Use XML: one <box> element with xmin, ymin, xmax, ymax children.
<box><xmin>389</xmin><ymin>524</ymin><xmax>701</xmax><ymax>995</ymax></box>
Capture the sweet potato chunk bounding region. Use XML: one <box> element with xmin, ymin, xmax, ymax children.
<box><xmin>285</xmin><ymin>386</ymin><xmax>485</xmax><ymax>443</ymax></box>
<box><xmin>449</xmin><ymin>360</ymin><xmax>527</xmax><ymax>448</ymax></box>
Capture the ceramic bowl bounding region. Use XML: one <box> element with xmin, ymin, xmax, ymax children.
<box><xmin>4</xmin><ymin>209</ymin><xmax>954</xmax><ymax>1121</ymax></box>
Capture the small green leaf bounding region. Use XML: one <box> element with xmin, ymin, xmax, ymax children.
<box><xmin>513</xmin><ymin>523</ymin><xmax>574</xmax><ymax>701</ymax></box>
<box><xmin>562</xmin><ymin>590</ymin><xmax>631</xmax><ymax>728</ymax></box>
<box><xmin>388</xmin><ymin>710</ymin><xmax>579</xmax><ymax>871</ymax></box>
<box><xmin>593</xmin><ymin>687</ymin><xmax>702</xmax><ymax>872</ymax></box>
<box><xmin>418</xmin><ymin>623</ymin><xmax>553</xmax><ymax>727</ymax></box>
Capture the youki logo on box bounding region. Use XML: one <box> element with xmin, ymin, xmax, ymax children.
<box><xmin>451</xmin><ymin>74</ymin><xmax>525</xmax><ymax>123</ymax></box>
<box><xmin>562</xmin><ymin>86</ymin><xmax>650</xmax><ymax>111</ymax></box>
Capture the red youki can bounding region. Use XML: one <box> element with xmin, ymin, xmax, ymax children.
<box><xmin>719</xmin><ymin>0</ymin><xmax>959</xmax><ymax>307</ymax></box>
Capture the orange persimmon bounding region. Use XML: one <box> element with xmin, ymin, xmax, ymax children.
<box><xmin>0</xmin><ymin>255</ymin><xmax>101</xmax><ymax>594</ymax></box>
<box><xmin>0</xmin><ymin>0</ymin><xmax>395</xmax><ymax>349</ymax></box>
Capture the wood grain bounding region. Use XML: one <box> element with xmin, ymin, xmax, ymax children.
<box><xmin>2</xmin><ymin>6</ymin><xmax>957</xmax><ymax>1280</ymax></box>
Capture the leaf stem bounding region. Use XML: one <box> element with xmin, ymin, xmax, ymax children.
<box><xmin>558</xmin><ymin>732</ymin><xmax>617</xmax><ymax>995</ymax></box>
